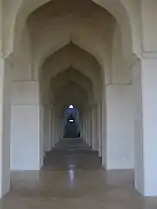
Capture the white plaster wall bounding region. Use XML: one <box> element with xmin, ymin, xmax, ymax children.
<box><xmin>112</xmin><ymin>25</ymin><xmax>131</xmax><ymax>85</ymax></box>
<box><xmin>10</xmin><ymin>105</ymin><xmax>40</xmax><ymax>170</ymax></box>
<box><xmin>10</xmin><ymin>81</ymin><xmax>41</xmax><ymax>170</ymax></box>
<box><xmin>12</xmin><ymin>81</ymin><xmax>39</xmax><ymax>105</ymax></box>
<box><xmin>141</xmin><ymin>0</ymin><xmax>157</xmax><ymax>51</ymax></box>
<box><xmin>10</xmin><ymin>25</ymin><xmax>41</xmax><ymax>170</ymax></box>
<box><xmin>106</xmin><ymin>85</ymin><xmax>134</xmax><ymax>170</ymax></box>
<box><xmin>13</xmin><ymin>25</ymin><xmax>32</xmax><ymax>81</ymax></box>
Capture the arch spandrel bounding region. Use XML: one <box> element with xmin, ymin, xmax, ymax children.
<box><xmin>51</xmin><ymin>68</ymin><xmax>93</xmax><ymax>94</ymax></box>
<box><xmin>4</xmin><ymin>0</ymin><xmax>140</xmax><ymax>60</ymax></box>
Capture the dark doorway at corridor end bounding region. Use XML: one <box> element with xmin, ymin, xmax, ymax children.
<box><xmin>63</xmin><ymin>105</ymin><xmax>80</xmax><ymax>138</ymax></box>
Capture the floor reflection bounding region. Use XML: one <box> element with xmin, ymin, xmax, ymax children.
<box><xmin>0</xmin><ymin>138</ymin><xmax>157</xmax><ymax>209</ymax></box>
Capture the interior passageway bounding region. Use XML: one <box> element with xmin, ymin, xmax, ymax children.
<box><xmin>5</xmin><ymin>0</ymin><xmax>150</xmax><ymax>200</ymax></box>
<box><xmin>1</xmin><ymin>0</ymin><xmax>157</xmax><ymax>207</ymax></box>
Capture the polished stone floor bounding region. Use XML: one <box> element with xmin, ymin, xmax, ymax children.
<box><xmin>43</xmin><ymin>138</ymin><xmax>102</xmax><ymax>170</ymax></box>
<box><xmin>1</xmin><ymin>138</ymin><xmax>157</xmax><ymax>209</ymax></box>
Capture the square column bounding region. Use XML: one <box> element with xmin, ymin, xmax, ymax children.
<box><xmin>87</xmin><ymin>112</ymin><xmax>92</xmax><ymax>147</ymax></box>
<box><xmin>11</xmin><ymin>81</ymin><xmax>41</xmax><ymax>170</ymax></box>
<box><xmin>134</xmin><ymin>55</ymin><xmax>157</xmax><ymax>196</ymax></box>
<box><xmin>91</xmin><ymin>106</ymin><xmax>98</xmax><ymax>151</ymax></box>
<box><xmin>43</xmin><ymin>105</ymin><xmax>52</xmax><ymax>152</ymax></box>
<box><xmin>142</xmin><ymin>57</ymin><xmax>157</xmax><ymax>196</ymax></box>
<box><xmin>85</xmin><ymin>114</ymin><xmax>89</xmax><ymax>145</ymax></box>
<box><xmin>0</xmin><ymin>56</ymin><xmax>12</xmax><ymax>197</ymax></box>
<box><xmin>98</xmin><ymin>102</ymin><xmax>102</xmax><ymax>157</ymax></box>
<box><xmin>51</xmin><ymin>108</ymin><xmax>55</xmax><ymax>147</ymax></box>
<box><xmin>101</xmin><ymin>92</ymin><xmax>106</xmax><ymax>168</ymax></box>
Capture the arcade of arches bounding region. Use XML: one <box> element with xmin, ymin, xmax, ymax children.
<box><xmin>0</xmin><ymin>0</ymin><xmax>157</xmax><ymax>206</ymax></box>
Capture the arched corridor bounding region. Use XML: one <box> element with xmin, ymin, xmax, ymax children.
<box><xmin>0</xmin><ymin>0</ymin><xmax>157</xmax><ymax>208</ymax></box>
<box><xmin>39</xmin><ymin>41</ymin><xmax>102</xmax><ymax>158</ymax></box>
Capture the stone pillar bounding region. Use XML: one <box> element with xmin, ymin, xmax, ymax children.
<box><xmin>95</xmin><ymin>106</ymin><xmax>99</xmax><ymax>151</ymax></box>
<box><xmin>52</xmin><ymin>109</ymin><xmax>55</xmax><ymax>146</ymax></box>
<box><xmin>89</xmin><ymin>111</ymin><xmax>92</xmax><ymax>148</ymax></box>
<box><xmin>54</xmin><ymin>109</ymin><xmax>59</xmax><ymax>144</ymax></box>
<box><xmin>87</xmin><ymin>112</ymin><xmax>91</xmax><ymax>147</ymax></box>
<box><xmin>84</xmin><ymin>113</ymin><xmax>88</xmax><ymax>144</ymax></box>
<box><xmin>101</xmin><ymin>90</ymin><xmax>106</xmax><ymax>168</ymax></box>
<box><xmin>85</xmin><ymin>113</ymin><xmax>88</xmax><ymax>144</ymax></box>
<box><xmin>61</xmin><ymin>115</ymin><xmax>65</xmax><ymax>138</ymax></box>
<box><xmin>58</xmin><ymin>115</ymin><xmax>61</xmax><ymax>140</ymax></box>
<box><xmin>91</xmin><ymin>108</ymin><xmax>95</xmax><ymax>150</ymax></box>
<box><xmin>133</xmin><ymin>55</ymin><xmax>157</xmax><ymax>196</ymax></box>
<box><xmin>54</xmin><ymin>110</ymin><xmax>57</xmax><ymax>145</ymax></box>
<box><xmin>0</xmin><ymin>55</ymin><xmax>12</xmax><ymax>197</ymax></box>
<box><xmin>50</xmin><ymin>108</ymin><xmax>53</xmax><ymax>147</ymax></box>
<box><xmin>39</xmin><ymin>105</ymin><xmax>44</xmax><ymax>161</ymax></box>
<box><xmin>85</xmin><ymin>114</ymin><xmax>88</xmax><ymax>143</ymax></box>
<box><xmin>91</xmin><ymin>105</ymin><xmax>98</xmax><ymax>151</ymax></box>
<box><xmin>79</xmin><ymin>115</ymin><xmax>83</xmax><ymax>138</ymax></box>
<box><xmin>43</xmin><ymin>105</ymin><xmax>52</xmax><ymax>152</ymax></box>
<box><xmin>81</xmin><ymin>114</ymin><xmax>85</xmax><ymax>140</ymax></box>
<box><xmin>57</xmin><ymin>115</ymin><xmax>60</xmax><ymax>142</ymax></box>
<box><xmin>49</xmin><ymin>106</ymin><xmax>52</xmax><ymax>149</ymax></box>
<box><xmin>91</xmin><ymin>110</ymin><xmax>94</xmax><ymax>148</ymax></box>
<box><xmin>98</xmin><ymin>102</ymin><xmax>102</xmax><ymax>157</ymax></box>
